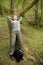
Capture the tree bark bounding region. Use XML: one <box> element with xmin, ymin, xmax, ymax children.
<box><xmin>41</xmin><ymin>0</ymin><xmax>43</xmax><ymax>26</ymax></box>
<box><xmin>0</xmin><ymin>4</ymin><xmax>3</xmax><ymax>15</ymax></box>
<box><xmin>10</xmin><ymin>0</ymin><xmax>14</xmax><ymax>14</ymax></box>
<box><xmin>20</xmin><ymin>0</ymin><xmax>39</xmax><ymax>16</ymax></box>
<box><xmin>35</xmin><ymin>1</ymin><xmax>39</xmax><ymax>25</ymax></box>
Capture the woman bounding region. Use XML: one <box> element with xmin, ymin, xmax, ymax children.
<box><xmin>7</xmin><ymin>15</ymin><xmax>23</xmax><ymax>59</ymax></box>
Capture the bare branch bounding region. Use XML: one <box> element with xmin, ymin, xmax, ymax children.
<box><xmin>20</xmin><ymin>0</ymin><xmax>39</xmax><ymax>16</ymax></box>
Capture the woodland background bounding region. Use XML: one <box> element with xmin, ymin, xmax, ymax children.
<box><xmin>0</xmin><ymin>0</ymin><xmax>43</xmax><ymax>65</ymax></box>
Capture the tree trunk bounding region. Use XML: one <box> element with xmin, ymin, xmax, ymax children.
<box><xmin>35</xmin><ymin>1</ymin><xmax>39</xmax><ymax>25</ymax></box>
<box><xmin>0</xmin><ymin>4</ymin><xmax>3</xmax><ymax>15</ymax></box>
<box><xmin>10</xmin><ymin>0</ymin><xmax>14</xmax><ymax>14</ymax></box>
<box><xmin>41</xmin><ymin>0</ymin><xmax>43</xmax><ymax>27</ymax></box>
<box><xmin>20</xmin><ymin>0</ymin><xmax>39</xmax><ymax>16</ymax></box>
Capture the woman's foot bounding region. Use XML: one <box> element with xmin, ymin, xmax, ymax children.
<box><xmin>10</xmin><ymin>54</ymin><xmax>15</xmax><ymax>60</ymax></box>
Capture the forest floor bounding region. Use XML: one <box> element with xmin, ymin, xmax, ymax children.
<box><xmin>0</xmin><ymin>16</ymin><xmax>43</xmax><ymax>65</ymax></box>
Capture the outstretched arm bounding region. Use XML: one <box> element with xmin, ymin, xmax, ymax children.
<box><xmin>18</xmin><ymin>16</ymin><xmax>22</xmax><ymax>22</ymax></box>
<box><xmin>7</xmin><ymin>16</ymin><xmax>13</xmax><ymax>23</ymax></box>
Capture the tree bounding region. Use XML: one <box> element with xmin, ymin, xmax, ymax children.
<box><xmin>10</xmin><ymin>0</ymin><xmax>14</xmax><ymax>14</ymax></box>
<box><xmin>0</xmin><ymin>4</ymin><xmax>3</xmax><ymax>15</ymax></box>
<box><xmin>40</xmin><ymin>0</ymin><xmax>43</xmax><ymax>27</ymax></box>
<box><xmin>19</xmin><ymin>0</ymin><xmax>39</xmax><ymax>16</ymax></box>
<box><xmin>35</xmin><ymin>1</ymin><xmax>39</xmax><ymax>25</ymax></box>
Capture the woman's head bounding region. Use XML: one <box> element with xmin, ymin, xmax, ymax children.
<box><xmin>14</xmin><ymin>15</ymin><xmax>18</xmax><ymax>20</ymax></box>
<box><xmin>12</xmin><ymin>15</ymin><xmax>18</xmax><ymax>20</ymax></box>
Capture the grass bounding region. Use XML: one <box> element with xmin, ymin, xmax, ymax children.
<box><xmin>21</xmin><ymin>23</ymin><xmax>43</xmax><ymax>53</ymax></box>
<box><xmin>0</xmin><ymin>16</ymin><xmax>43</xmax><ymax>65</ymax></box>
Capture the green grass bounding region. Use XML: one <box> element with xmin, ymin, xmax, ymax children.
<box><xmin>0</xmin><ymin>17</ymin><xmax>43</xmax><ymax>65</ymax></box>
<box><xmin>21</xmin><ymin>23</ymin><xmax>43</xmax><ymax>53</ymax></box>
